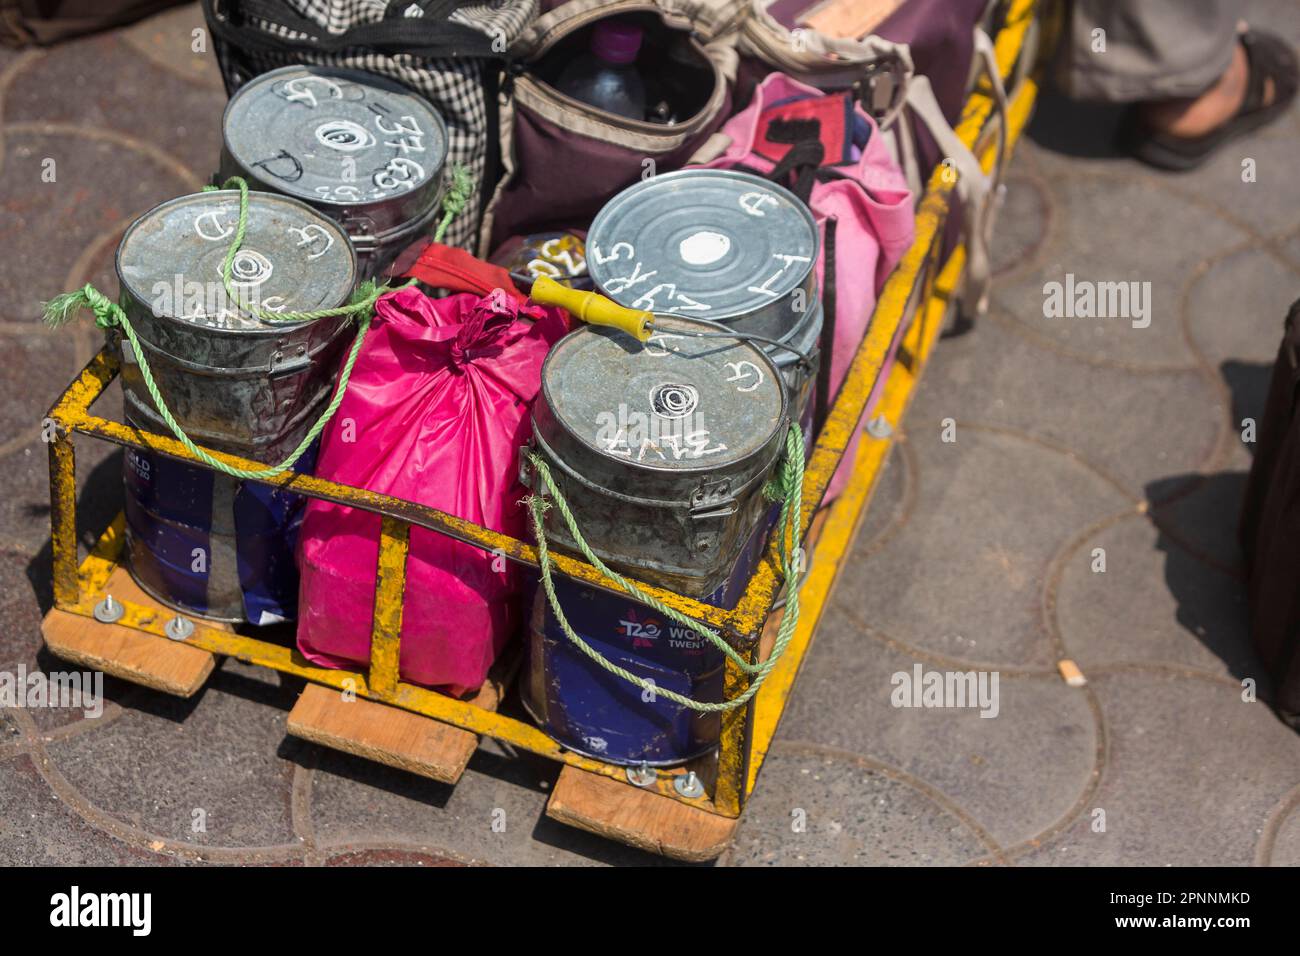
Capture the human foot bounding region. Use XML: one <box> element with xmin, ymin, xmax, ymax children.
<box><xmin>1124</xmin><ymin>28</ymin><xmax>1298</xmax><ymax>171</ymax></box>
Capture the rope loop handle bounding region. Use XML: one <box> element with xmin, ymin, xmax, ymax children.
<box><xmin>525</xmin><ymin>422</ymin><xmax>806</xmax><ymax>713</ymax></box>
<box><xmin>42</xmin><ymin>169</ymin><xmax>474</xmax><ymax>481</ymax></box>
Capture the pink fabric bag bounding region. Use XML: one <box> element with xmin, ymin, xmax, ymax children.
<box><xmin>296</xmin><ymin>286</ymin><xmax>567</xmax><ymax>695</ymax></box>
<box><xmin>695</xmin><ymin>72</ymin><xmax>915</xmax><ymax>500</ymax></box>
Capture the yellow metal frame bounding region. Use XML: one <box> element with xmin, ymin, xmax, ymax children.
<box><xmin>44</xmin><ymin>0</ymin><xmax>1040</xmax><ymax>821</ymax></box>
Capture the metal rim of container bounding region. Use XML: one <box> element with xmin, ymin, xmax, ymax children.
<box><xmin>536</xmin><ymin>313</ymin><xmax>791</xmax><ymax>478</ymax></box>
<box><xmin>114</xmin><ymin>189</ymin><xmax>359</xmax><ymax>338</ymax></box>
<box><xmin>586</xmin><ymin>167</ymin><xmax>821</xmax><ymax>324</ymax></box>
<box><xmin>219</xmin><ymin>64</ymin><xmax>450</xmax><ymax>214</ymax></box>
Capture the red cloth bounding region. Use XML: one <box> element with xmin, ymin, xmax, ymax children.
<box><xmin>395</xmin><ymin>239</ymin><xmax>524</xmax><ymax>298</ymax></box>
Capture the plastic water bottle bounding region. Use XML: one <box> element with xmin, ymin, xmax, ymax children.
<box><xmin>554</xmin><ymin>21</ymin><xmax>647</xmax><ymax>121</ymax></box>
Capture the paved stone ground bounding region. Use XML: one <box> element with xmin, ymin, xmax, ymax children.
<box><xmin>2</xmin><ymin>3</ymin><xmax>1299</xmax><ymax>867</ymax></box>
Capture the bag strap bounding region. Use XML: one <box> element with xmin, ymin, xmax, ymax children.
<box><xmin>203</xmin><ymin>0</ymin><xmax>505</xmax><ymax>59</ymax></box>
<box><xmin>747</xmin><ymin>119</ymin><xmax>827</xmax><ymax>205</ymax></box>
<box><xmin>900</xmin><ymin>26</ymin><xmax>1008</xmax><ymax>322</ymax></box>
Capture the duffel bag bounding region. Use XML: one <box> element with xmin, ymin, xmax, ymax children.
<box><xmin>200</xmin><ymin>0</ymin><xmax>538</xmax><ymax>251</ymax></box>
<box><xmin>483</xmin><ymin>0</ymin><xmax>744</xmax><ymax>253</ymax></box>
<box><xmin>734</xmin><ymin>0</ymin><xmax>1012</xmax><ymax>319</ymax></box>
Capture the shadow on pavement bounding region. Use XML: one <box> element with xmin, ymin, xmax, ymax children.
<box><xmin>1026</xmin><ymin>79</ymin><xmax>1129</xmax><ymax>160</ymax></box>
<box><xmin>1141</xmin><ymin>358</ymin><xmax>1297</xmax><ymax>728</ymax></box>
<box><xmin>24</xmin><ymin>446</ymin><xmax>125</xmax><ymax>617</ymax></box>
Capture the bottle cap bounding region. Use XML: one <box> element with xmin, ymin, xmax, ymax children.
<box><xmin>591</xmin><ymin>21</ymin><xmax>642</xmax><ymax>65</ymax></box>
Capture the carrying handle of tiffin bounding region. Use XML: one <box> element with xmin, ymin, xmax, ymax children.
<box><xmin>528</xmin><ymin>275</ymin><xmax>655</xmax><ymax>342</ymax></box>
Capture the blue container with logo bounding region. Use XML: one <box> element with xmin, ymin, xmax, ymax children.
<box><xmin>123</xmin><ymin>441</ymin><xmax>316</xmax><ymax>624</ymax></box>
<box><xmin>522</xmin><ymin>505</ymin><xmax>778</xmax><ymax>767</ymax></box>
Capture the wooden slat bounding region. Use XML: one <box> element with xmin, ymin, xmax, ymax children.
<box><xmin>287</xmin><ymin>651</ymin><xmax>517</xmax><ymax>784</ymax></box>
<box><xmin>41</xmin><ymin>567</ymin><xmax>220</xmax><ymax>697</ymax></box>
<box><xmin>547</xmin><ymin>767</ymin><xmax>737</xmax><ymax>863</ymax></box>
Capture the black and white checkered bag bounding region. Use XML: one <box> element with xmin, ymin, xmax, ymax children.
<box><xmin>201</xmin><ymin>0</ymin><xmax>537</xmax><ymax>250</ymax></box>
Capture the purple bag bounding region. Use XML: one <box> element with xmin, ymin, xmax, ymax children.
<box><xmin>484</xmin><ymin>0</ymin><xmax>743</xmax><ymax>251</ymax></box>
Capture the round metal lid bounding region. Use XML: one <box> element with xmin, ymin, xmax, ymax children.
<box><xmin>222</xmin><ymin>65</ymin><xmax>447</xmax><ymax>209</ymax></box>
<box><xmin>116</xmin><ymin>190</ymin><xmax>357</xmax><ymax>331</ymax></box>
<box><xmin>542</xmin><ymin>315</ymin><xmax>786</xmax><ymax>472</ymax></box>
<box><xmin>586</xmin><ymin>169</ymin><xmax>819</xmax><ymax>322</ymax></box>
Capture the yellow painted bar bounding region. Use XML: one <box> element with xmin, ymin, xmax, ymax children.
<box><xmin>79</xmin><ymin>512</ymin><xmax>127</xmax><ymax>596</ymax></box>
<box><xmin>48</xmin><ymin>434</ymin><xmax>79</xmax><ymax>609</ymax></box>
<box><xmin>368</xmin><ymin>516</ymin><xmax>410</xmax><ymax>701</ymax></box>
<box><xmin>49</xmin><ymin>351</ymin><xmax>747</xmax><ymax>639</ymax></box>
<box><xmin>714</xmin><ymin>648</ymin><xmax>757</xmax><ymax>817</ymax></box>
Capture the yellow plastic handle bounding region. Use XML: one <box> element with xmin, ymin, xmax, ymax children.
<box><xmin>530</xmin><ymin>274</ymin><xmax>654</xmax><ymax>342</ymax></box>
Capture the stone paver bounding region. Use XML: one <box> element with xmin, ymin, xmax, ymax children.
<box><xmin>44</xmin><ymin>658</ymin><xmax>302</xmax><ymax>849</ymax></box>
<box><xmin>776</xmin><ymin>610</ymin><xmax>1099</xmax><ymax>851</ymax></box>
<box><xmin>1053</xmin><ymin>514</ymin><xmax>1257</xmax><ymax>680</ymax></box>
<box><xmin>834</xmin><ymin>424</ymin><xmax>1129</xmax><ymax>669</ymax></box>
<box><xmin>909</xmin><ymin>311</ymin><xmax>1220</xmax><ymax>498</ymax></box>
<box><xmin>1265</xmin><ymin>793</ymin><xmax>1300</xmax><ymax>866</ymax></box>
<box><xmin>725</xmin><ymin>745</ymin><xmax>993</xmax><ymax>866</ymax></box>
<box><xmin>0</xmin><ymin>754</ymin><xmax>173</xmax><ymax>865</ymax></box>
<box><xmin>1</xmin><ymin>2</ymin><xmax>1298</xmax><ymax>867</ymax></box>
<box><xmin>1012</xmin><ymin>672</ymin><xmax>1300</xmax><ymax>866</ymax></box>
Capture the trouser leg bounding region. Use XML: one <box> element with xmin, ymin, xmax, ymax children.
<box><xmin>1059</xmin><ymin>0</ymin><xmax>1242</xmax><ymax>102</ymax></box>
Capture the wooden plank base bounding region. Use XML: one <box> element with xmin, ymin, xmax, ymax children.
<box><xmin>546</xmin><ymin>766</ymin><xmax>738</xmax><ymax>862</ymax></box>
<box><xmin>41</xmin><ymin>567</ymin><xmax>219</xmax><ymax>697</ymax></box>
<box><xmin>286</xmin><ymin>652</ymin><xmax>516</xmax><ymax>785</ymax></box>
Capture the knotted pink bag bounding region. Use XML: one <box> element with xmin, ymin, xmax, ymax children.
<box><xmin>695</xmin><ymin>72</ymin><xmax>915</xmax><ymax>500</ymax></box>
<box><xmin>296</xmin><ymin>286</ymin><xmax>567</xmax><ymax>695</ymax></box>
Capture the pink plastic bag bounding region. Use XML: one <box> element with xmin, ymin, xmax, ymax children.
<box><xmin>296</xmin><ymin>286</ymin><xmax>567</xmax><ymax>695</ymax></box>
<box><xmin>696</xmin><ymin>72</ymin><xmax>915</xmax><ymax>500</ymax></box>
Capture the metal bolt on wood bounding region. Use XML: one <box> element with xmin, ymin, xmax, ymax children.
<box><xmin>93</xmin><ymin>594</ymin><xmax>124</xmax><ymax>623</ymax></box>
<box><xmin>674</xmin><ymin>771</ymin><xmax>705</xmax><ymax>799</ymax></box>
<box><xmin>626</xmin><ymin>762</ymin><xmax>656</xmax><ymax>788</ymax></box>
<box><xmin>165</xmin><ymin>615</ymin><xmax>195</xmax><ymax>641</ymax></box>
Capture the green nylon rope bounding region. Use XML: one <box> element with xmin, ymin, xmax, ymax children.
<box><xmin>42</xmin><ymin>169</ymin><xmax>473</xmax><ymax>480</ymax></box>
<box><xmin>525</xmin><ymin>422</ymin><xmax>806</xmax><ymax>713</ymax></box>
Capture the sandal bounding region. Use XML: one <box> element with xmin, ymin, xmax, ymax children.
<box><xmin>1123</xmin><ymin>28</ymin><xmax>1298</xmax><ymax>172</ymax></box>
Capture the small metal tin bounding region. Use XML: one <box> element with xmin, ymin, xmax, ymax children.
<box><xmin>586</xmin><ymin>169</ymin><xmax>819</xmax><ymax>342</ymax></box>
<box><xmin>219</xmin><ymin>65</ymin><xmax>448</xmax><ymax>279</ymax></box>
<box><xmin>491</xmin><ymin>231</ymin><xmax>592</xmax><ymax>290</ymax></box>
<box><xmin>114</xmin><ymin>189</ymin><xmax>355</xmax><ymax>624</ymax></box>
<box><xmin>525</xmin><ymin>314</ymin><xmax>788</xmax><ymax>599</ymax></box>
<box><xmin>115</xmin><ymin>189</ymin><xmax>356</xmax><ymax>456</ymax></box>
